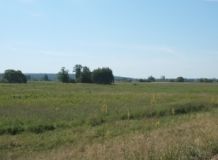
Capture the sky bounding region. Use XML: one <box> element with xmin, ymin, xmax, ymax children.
<box><xmin>0</xmin><ymin>0</ymin><xmax>218</xmax><ymax>79</ymax></box>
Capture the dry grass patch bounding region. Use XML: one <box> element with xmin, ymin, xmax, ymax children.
<box><xmin>14</xmin><ymin>113</ymin><xmax>218</xmax><ymax>160</ymax></box>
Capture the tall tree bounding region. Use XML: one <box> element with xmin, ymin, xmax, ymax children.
<box><xmin>73</xmin><ymin>64</ymin><xmax>83</xmax><ymax>82</ymax></box>
<box><xmin>80</xmin><ymin>66</ymin><xmax>92</xmax><ymax>83</ymax></box>
<box><xmin>57</xmin><ymin>67</ymin><xmax>69</xmax><ymax>83</ymax></box>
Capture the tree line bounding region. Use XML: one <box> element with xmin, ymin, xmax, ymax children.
<box><xmin>0</xmin><ymin>68</ymin><xmax>216</xmax><ymax>84</ymax></box>
<box><xmin>57</xmin><ymin>65</ymin><xmax>114</xmax><ymax>84</ymax></box>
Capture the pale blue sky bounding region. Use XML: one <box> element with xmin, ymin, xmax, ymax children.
<box><xmin>0</xmin><ymin>0</ymin><xmax>218</xmax><ymax>78</ymax></box>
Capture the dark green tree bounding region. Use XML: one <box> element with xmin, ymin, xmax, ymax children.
<box><xmin>80</xmin><ymin>66</ymin><xmax>92</xmax><ymax>83</ymax></box>
<box><xmin>148</xmin><ymin>76</ymin><xmax>155</xmax><ymax>82</ymax></box>
<box><xmin>91</xmin><ymin>68</ymin><xmax>114</xmax><ymax>84</ymax></box>
<box><xmin>73</xmin><ymin>64</ymin><xmax>83</xmax><ymax>82</ymax></box>
<box><xmin>57</xmin><ymin>67</ymin><xmax>69</xmax><ymax>83</ymax></box>
<box><xmin>176</xmin><ymin>76</ymin><xmax>184</xmax><ymax>82</ymax></box>
<box><xmin>3</xmin><ymin>69</ymin><xmax>27</xmax><ymax>83</ymax></box>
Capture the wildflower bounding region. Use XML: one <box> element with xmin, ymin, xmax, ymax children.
<box><xmin>212</xmin><ymin>95</ymin><xmax>215</xmax><ymax>103</ymax></box>
<box><xmin>105</xmin><ymin>130</ymin><xmax>110</xmax><ymax>137</ymax></box>
<box><xmin>151</xmin><ymin>93</ymin><xmax>156</xmax><ymax>106</ymax></box>
<box><xmin>155</xmin><ymin>121</ymin><xmax>160</xmax><ymax>126</ymax></box>
<box><xmin>172</xmin><ymin>107</ymin><xmax>175</xmax><ymax>115</ymax></box>
<box><xmin>101</xmin><ymin>104</ymin><xmax>107</xmax><ymax>113</ymax></box>
<box><xmin>127</xmin><ymin>110</ymin><xmax>130</xmax><ymax>120</ymax></box>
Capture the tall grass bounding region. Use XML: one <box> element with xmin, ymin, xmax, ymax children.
<box><xmin>1</xmin><ymin>82</ymin><xmax>218</xmax><ymax>159</ymax></box>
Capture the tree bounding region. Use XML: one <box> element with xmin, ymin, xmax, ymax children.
<box><xmin>91</xmin><ymin>68</ymin><xmax>114</xmax><ymax>84</ymax></box>
<box><xmin>57</xmin><ymin>67</ymin><xmax>69</xmax><ymax>83</ymax></box>
<box><xmin>148</xmin><ymin>76</ymin><xmax>155</xmax><ymax>82</ymax></box>
<box><xmin>80</xmin><ymin>66</ymin><xmax>92</xmax><ymax>83</ymax></box>
<box><xmin>176</xmin><ymin>76</ymin><xmax>184</xmax><ymax>82</ymax></box>
<box><xmin>73</xmin><ymin>64</ymin><xmax>83</xmax><ymax>82</ymax></box>
<box><xmin>41</xmin><ymin>74</ymin><xmax>49</xmax><ymax>81</ymax></box>
<box><xmin>3</xmin><ymin>69</ymin><xmax>27</xmax><ymax>83</ymax></box>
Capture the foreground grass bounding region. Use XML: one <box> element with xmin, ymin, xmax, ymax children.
<box><xmin>10</xmin><ymin>112</ymin><xmax>218</xmax><ymax>160</ymax></box>
<box><xmin>0</xmin><ymin>82</ymin><xmax>218</xmax><ymax>159</ymax></box>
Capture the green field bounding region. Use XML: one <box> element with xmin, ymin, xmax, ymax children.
<box><xmin>1</xmin><ymin>82</ymin><xmax>218</xmax><ymax>159</ymax></box>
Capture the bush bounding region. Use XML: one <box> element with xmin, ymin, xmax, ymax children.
<box><xmin>172</xmin><ymin>103</ymin><xmax>206</xmax><ymax>115</ymax></box>
<box><xmin>7</xmin><ymin>125</ymin><xmax>24</xmax><ymax>135</ymax></box>
<box><xmin>28</xmin><ymin>124</ymin><xmax>55</xmax><ymax>134</ymax></box>
<box><xmin>91</xmin><ymin>68</ymin><xmax>114</xmax><ymax>84</ymax></box>
<box><xmin>176</xmin><ymin>76</ymin><xmax>184</xmax><ymax>82</ymax></box>
<box><xmin>2</xmin><ymin>69</ymin><xmax>27</xmax><ymax>83</ymax></box>
<box><xmin>148</xmin><ymin>76</ymin><xmax>155</xmax><ymax>82</ymax></box>
<box><xmin>0</xmin><ymin>124</ymin><xmax>25</xmax><ymax>135</ymax></box>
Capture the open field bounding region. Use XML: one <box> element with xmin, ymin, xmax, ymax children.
<box><xmin>1</xmin><ymin>82</ymin><xmax>218</xmax><ymax>159</ymax></box>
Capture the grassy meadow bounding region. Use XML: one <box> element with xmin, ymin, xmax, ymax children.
<box><xmin>1</xmin><ymin>81</ymin><xmax>218</xmax><ymax>159</ymax></box>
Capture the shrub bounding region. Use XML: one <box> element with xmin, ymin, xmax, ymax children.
<box><xmin>176</xmin><ymin>76</ymin><xmax>184</xmax><ymax>82</ymax></box>
<box><xmin>2</xmin><ymin>69</ymin><xmax>27</xmax><ymax>83</ymax></box>
<box><xmin>7</xmin><ymin>126</ymin><xmax>24</xmax><ymax>135</ymax></box>
<box><xmin>28</xmin><ymin>124</ymin><xmax>55</xmax><ymax>134</ymax></box>
<box><xmin>172</xmin><ymin>103</ymin><xmax>206</xmax><ymax>115</ymax></box>
<box><xmin>91</xmin><ymin>68</ymin><xmax>114</xmax><ymax>84</ymax></box>
<box><xmin>148</xmin><ymin>76</ymin><xmax>155</xmax><ymax>82</ymax></box>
